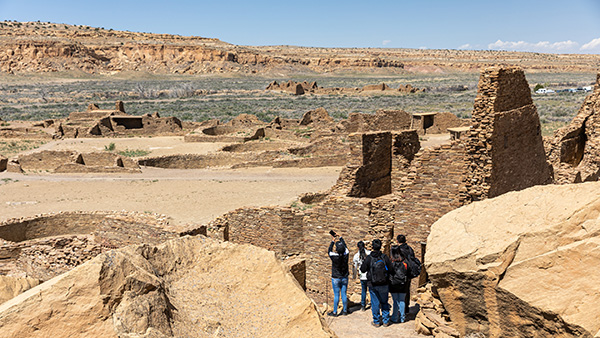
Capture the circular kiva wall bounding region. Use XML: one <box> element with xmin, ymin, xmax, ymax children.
<box><xmin>0</xmin><ymin>211</ymin><xmax>179</xmax><ymax>283</ymax></box>
<box><xmin>0</xmin><ymin>211</ymin><xmax>176</xmax><ymax>245</ymax></box>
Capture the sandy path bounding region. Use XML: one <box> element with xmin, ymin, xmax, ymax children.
<box><xmin>327</xmin><ymin>304</ymin><xmax>423</xmax><ymax>338</ymax></box>
<box><xmin>0</xmin><ymin>166</ymin><xmax>341</xmax><ymax>229</ymax></box>
<box><xmin>35</xmin><ymin>136</ymin><xmax>227</xmax><ymax>157</ymax></box>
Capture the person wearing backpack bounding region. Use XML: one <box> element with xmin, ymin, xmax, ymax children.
<box><xmin>360</xmin><ymin>239</ymin><xmax>394</xmax><ymax>327</ymax></box>
<box><xmin>397</xmin><ymin>234</ymin><xmax>421</xmax><ymax>315</ymax></box>
<box><xmin>389</xmin><ymin>245</ymin><xmax>410</xmax><ymax>323</ymax></box>
<box><xmin>352</xmin><ymin>241</ymin><xmax>371</xmax><ymax>311</ymax></box>
<box><xmin>328</xmin><ymin>233</ymin><xmax>350</xmax><ymax>316</ymax></box>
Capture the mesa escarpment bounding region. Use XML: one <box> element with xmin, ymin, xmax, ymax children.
<box><xmin>0</xmin><ymin>21</ymin><xmax>599</xmax><ymax>75</ymax></box>
<box><xmin>0</xmin><ymin>22</ymin><xmax>402</xmax><ymax>74</ymax></box>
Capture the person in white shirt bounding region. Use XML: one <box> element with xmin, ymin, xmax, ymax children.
<box><xmin>353</xmin><ymin>241</ymin><xmax>371</xmax><ymax>311</ymax></box>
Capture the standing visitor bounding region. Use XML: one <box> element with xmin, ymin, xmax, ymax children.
<box><xmin>360</xmin><ymin>239</ymin><xmax>394</xmax><ymax>327</ymax></box>
<box><xmin>389</xmin><ymin>245</ymin><xmax>409</xmax><ymax>323</ymax></box>
<box><xmin>328</xmin><ymin>232</ymin><xmax>350</xmax><ymax>316</ymax></box>
<box><xmin>353</xmin><ymin>241</ymin><xmax>371</xmax><ymax>311</ymax></box>
<box><xmin>397</xmin><ymin>234</ymin><xmax>420</xmax><ymax>314</ymax></box>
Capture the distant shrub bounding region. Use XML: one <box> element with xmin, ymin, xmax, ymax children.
<box><xmin>118</xmin><ymin>149</ymin><xmax>150</xmax><ymax>157</ymax></box>
<box><xmin>104</xmin><ymin>142</ymin><xmax>115</xmax><ymax>151</ymax></box>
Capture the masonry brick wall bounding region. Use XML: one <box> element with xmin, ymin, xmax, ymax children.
<box><xmin>349</xmin><ymin>132</ymin><xmax>392</xmax><ymax>198</ymax></box>
<box><xmin>18</xmin><ymin>150</ymin><xmax>77</xmax><ymax>170</ymax></box>
<box><xmin>393</xmin><ymin>142</ymin><xmax>469</xmax><ymax>260</ymax></box>
<box><xmin>465</xmin><ymin>66</ymin><xmax>553</xmax><ymax>201</ymax></box>
<box><xmin>488</xmin><ymin>105</ymin><xmax>553</xmax><ymax>197</ymax></box>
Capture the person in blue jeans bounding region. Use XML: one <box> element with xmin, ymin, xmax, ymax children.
<box><xmin>389</xmin><ymin>245</ymin><xmax>409</xmax><ymax>323</ymax></box>
<box><xmin>328</xmin><ymin>232</ymin><xmax>349</xmax><ymax>316</ymax></box>
<box><xmin>353</xmin><ymin>241</ymin><xmax>371</xmax><ymax>311</ymax></box>
<box><xmin>360</xmin><ymin>239</ymin><xmax>394</xmax><ymax>327</ymax></box>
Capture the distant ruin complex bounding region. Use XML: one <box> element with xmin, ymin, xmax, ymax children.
<box><xmin>56</xmin><ymin>101</ymin><xmax>183</xmax><ymax>138</ymax></box>
<box><xmin>266</xmin><ymin>80</ymin><xmax>424</xmax><ymax>95</ymax></box>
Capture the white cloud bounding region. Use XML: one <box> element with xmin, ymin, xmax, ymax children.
<box><xmin>458</xmin><ymin>43</ymin><xmax>472</xmax><ymax>49</ymax></box>
<box><xmin>581</xmin><ymin>38</ymin><xmax>600</xmax><ymax>52</ymax></box>
<box><xmin>382</xmin><ymin>40</ymin><xmax>391</xmax><ymax>46</ymax></box>
<box><xmin>488</xmin><ymin>39</ymin><xmax>580</xmax><ymax>53</ymax></box>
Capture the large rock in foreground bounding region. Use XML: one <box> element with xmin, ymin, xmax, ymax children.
<box><xmin>425</xmin><ymin>182</ymin><xmax>600</xmax><ymax>338</ymax></box>
<box><xmin>0</xmin><ymin>236</ymin><xmax>334</xmax><ymax>338</ymax></box>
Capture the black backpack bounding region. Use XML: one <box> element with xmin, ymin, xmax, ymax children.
<box><xmin>390</xmin><ymin>261</ymin><xmax>408</xmax><ymax>286</ymax></box>
<box><xmin>370</xmin><ymin>256</ymin><xmax>388</xmax><ymax>284</ymax></box>
<box><xmin>406</xmin><ymin>255</ymin><xmax>422</xmax><ymax>279</ymax></box>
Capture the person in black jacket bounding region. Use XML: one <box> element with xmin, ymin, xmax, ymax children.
<box><xmin>397</xmin><ymin>234</ymin><xmax>416</xmax><ymax>314</ymax></box>
<box><xmin>328</xmin><ymin>234</ymin><xmax>349</xmax><ymax>316</ymax></box>
<box><xmin>360</xmin><ymin>239</ymin><xmax>394</xmax><ymax>327</ymax></box>
<box><xmin>389</xmin><ymin>245</ymin><xmax>410</xmax><ymax>323</ymax></box>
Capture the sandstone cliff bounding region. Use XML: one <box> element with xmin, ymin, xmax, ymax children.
<box><xmin>1</xmin><ymin>21</ymin><xmax>599</xmax><ymax>75</ymax></box>
<box><xmin>0</xmin><ymin>236</ymin><xmax>335</xmax><ymax>338</ymax></box>
<box><xmin>425</xmin><ymin>182</ymin><xmax>600</xmax><ymax>338</ymax></box>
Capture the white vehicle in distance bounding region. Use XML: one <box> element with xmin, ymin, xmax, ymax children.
<box><xmin>583</xmin><ymin>86</ymin><xmax>593</xmax><ymax>92</ymax></box>
<box><xmin>535</xmin><ymin>88</ymin><xmax>555</xmax><ymax>94</ymax></box>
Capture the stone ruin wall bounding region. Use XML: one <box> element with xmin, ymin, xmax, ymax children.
<box><xmin>0</xmin><ymin>155</ymin><xmax>7</xmax><ymax>172</ymax></box>
<box><xmin>465</xmin><ymin>66</ymin><xmax>553</xmax><ymax>201</ymax></box>
<box><xmin>393</xmin><ymin>142</ymin><xmax>470</xmax><ymax>261</ymax></box>
<box><xmin>547</xmin><ymin>73</ymin><xmax>600</xmax><ymax>183</ymax></box>
<box><xmin>420</xmin><ymin>112</ymin><xmax>470</xmax><ymax>135</ymax></box>
<box><xmin>343</xmin><ymin>109</ymin><xmax>412</xmax><ymax>134</ymax></box>
<box><xmin>207</xmin><ymin>196</ymin><xmax>397</xmax><ymax>300</ymax></box>
<box><xmin>0</xmin><ymin>211</ymin><xmax>178</xmax><ymax>282</ymax></box>
<box><xmin>16</xmin><ymin>150</ymin><xmax>139</xmax><ymax>173</ymax></box>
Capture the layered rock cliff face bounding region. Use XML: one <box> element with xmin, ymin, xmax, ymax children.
<box><xmin>425</xmin><ymin>182</ymin><xmax>600</xmax><ymax>338</ymax></box>
<box><xmin>0</xmin><ymin>22</ymin><xmax>402</xmax><ymax>74</ymax></box>
<box><xmin>0</xmin><ymin>236</ymin><xmax>335</xmax><ymax>338</ymax></box>
<box><xmin>1</xmin><ymin>22</ymin><xmax>599</xmax><ymax>75</ymax></box>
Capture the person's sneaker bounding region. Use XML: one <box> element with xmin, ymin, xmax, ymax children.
<box><xmin>371</xmin><ymin>322</ymin><xmax>382</xmax><ymax>327</ymax></box>
<box><xmin>383</xmin><ymin>322</ymin><xmax>391</xmax><ymax>327</ymax></box>
<box><xmin>361</xmin><ymin>306</ymin><xmax>366</xmax><ymax>311</ymax></box>
<box><xmin>341</xmin><ymin>311</ymin><xmax>349</xmax><ymax>316</ymax></box>
<box><xmin>327</xmin><ymin>312</ymin><xmax>338</xmax><ymax>317</ymax></box>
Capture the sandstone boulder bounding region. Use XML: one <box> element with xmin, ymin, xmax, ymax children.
<box><xmin>0</xmin><ymin>236</ymin><xmax>335</xmax><ymax>338</ymax></box>
<box><xmin>0</xmin><ymin>276</ymin><xmax>40</xmax><ymax>304</ymax></box>
<box><xmin>425</xmin><ymin>182</ymin><xmax>600</xmax><ymax>337</ymax></box>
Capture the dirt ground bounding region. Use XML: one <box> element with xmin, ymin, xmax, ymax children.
<box><xmin>26</xmin><ymin>136</ymin><xmax>228</xmax><ymax>157</ymax></box>
<box><xmin>327</xmin><ymin>304</ymin><xmax>423</xmax><ymax>338</ymax></box>
<box><xmin>0</xmin><ymin>166</ymin><xmax>340</xmax><ymax>231</ymax></box>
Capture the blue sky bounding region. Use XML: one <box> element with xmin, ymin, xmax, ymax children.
<box><xmin>1</xmin><ymin>0</ymin><xmax>599</xmax><ymax>53</ymax></box>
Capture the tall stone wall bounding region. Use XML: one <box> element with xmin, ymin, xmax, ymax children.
<box><xmin>349</xmin><ymin>132</ymin><xmax>392</xmax><ymax>198</ymax></box>
<box><xmin>465</xmin><ymin>66</ymin><xmax>553</xmax><ymax>201</ymax></box>
<box><xmin>394</xmin><ymin>142</ymin><xmax>469</xmax><ymax>260</ymax></box>
<box><xmin>547</xmin><ymin>73</ymin><xmax>600</xmax><ymax>183</ymax></box>
<box><xmin>343</xmin><ymin>109</ymin><xmax>412</xmax><ymax>133</ymax></box>
<box><xmin>208</xmin><ymin>207</ymin><xmax>305</xmax><ymax>257</ymax></box>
